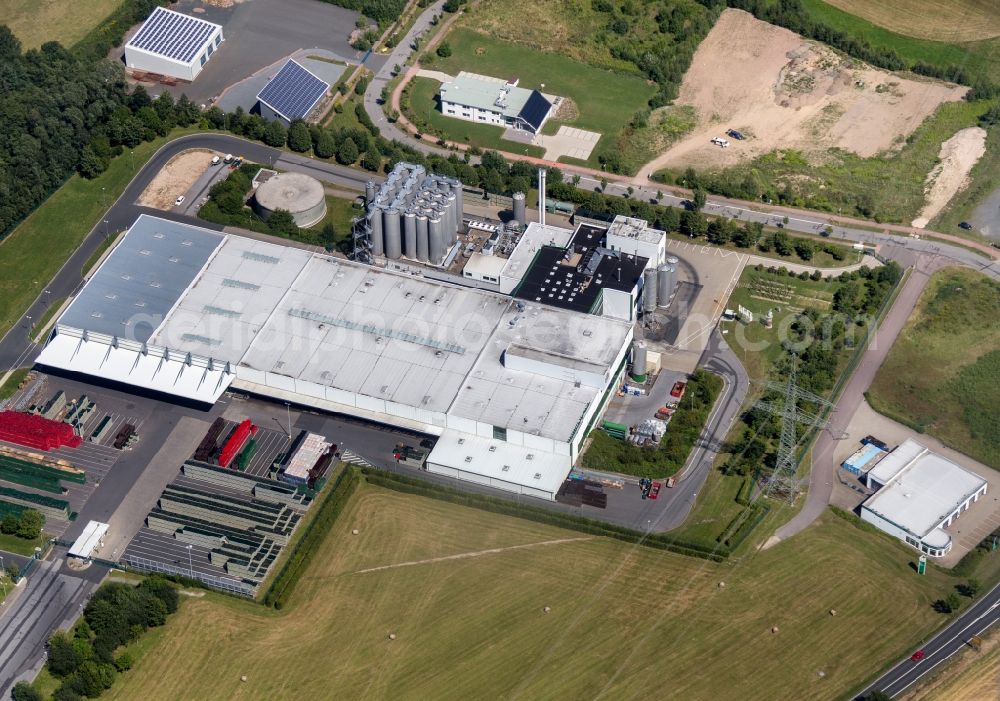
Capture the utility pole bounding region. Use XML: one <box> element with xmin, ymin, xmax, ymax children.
<box><xmin>751</xmin><ymin>353</ymin><xmax>843</xmax><ymax>501</ymax></box>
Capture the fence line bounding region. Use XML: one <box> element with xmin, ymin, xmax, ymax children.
<box><xmin>122</xmin><ymin>554</ymin><xmax>256</xmax><ymax>598</ymax></box>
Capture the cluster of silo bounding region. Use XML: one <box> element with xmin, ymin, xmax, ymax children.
<box><xmin>363</xmin><ymin>162</ymin><xmax>464</xmax><ymax>265</ymax></box>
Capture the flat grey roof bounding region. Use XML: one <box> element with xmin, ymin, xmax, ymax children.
<box><xmin>59</xmin><ymin>215</ymin><xmax>223</xmax><ymax>343</ymax></box>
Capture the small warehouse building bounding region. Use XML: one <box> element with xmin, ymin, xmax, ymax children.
<box><xmin>124</xmin><ymin>6</ymin><xmax>224</xmax><ymax>82</ymax></box>
<box><xmin>68</xmin><ymin>521</ymin><xmax>110</xmax><ymax>561</ymax></box>
<box><xmin>439</xmin><ymin>73</ymin><xmax>554</xmax><ymax>134</ymax></box>
<box><xmin>860</xmin><ymin>439</ymin><xmax>988</xmax><ymax>557</ymax></box>
<box><xmin>256</xmin><ymin>59</ymin><xmax>330</xmax><ymax>125</ymax></box>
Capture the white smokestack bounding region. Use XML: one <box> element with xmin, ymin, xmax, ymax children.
<box><xmin>538</xmin><ymin>167</ymin><xmax>546</xmax><ymax>227</ymax></box>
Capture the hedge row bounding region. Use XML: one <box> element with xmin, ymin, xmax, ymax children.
<box><xmin>359</xmin><ymin>468</ymin><xmax>728</xmax><ymax>562</ymax></box>
<box><xmin>264</xmin><ymin>466</ymin><xmax>361</xmax><ymax>608</ymax></box>
<box><xmin>718</xmin><ymin>503</ymin><xmax>770</xmax><ymax>550</ymax></box>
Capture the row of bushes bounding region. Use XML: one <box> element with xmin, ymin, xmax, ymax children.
<box><xmin>0</xmin><ymin>507</ymin><xmax>44</xmax><ymax>540</ymax></box>
<box><xmin>359</xmin><ymin>468</ymin><xmax>729</xmax><ymax>561</ymax></box>
<box><xmin>263</xmin><ymin>466</ymin><xmax>361</xmax><ymax>609</ymax></box>
<box><xmin>717</xmin><ymin>503</ymin><xmax>769</xmax><ymax>549</ymax></box>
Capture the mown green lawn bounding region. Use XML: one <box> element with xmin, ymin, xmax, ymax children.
<box><xmin>403</xmin><ymin>77</ymin><xmax>545</xmax><ymax>157</ymax></box>
<box><xmin>425</xmin><ymin>27</ymin><xmax>655</xmax><ymax>166</ymax></box>
<box><xmin>0</xmin><ymin>126</ymin><xmax>201</xmax><ymax>339</ymax></box>
<box><xmin>0</xmin><ymin>0</ymin><xmax>122</xmax><ymax>49</ymax></box>
<box><xmin>104</xmin><ymin>483</ymin><xmax>978</xmax><ymax>701</ymax></box>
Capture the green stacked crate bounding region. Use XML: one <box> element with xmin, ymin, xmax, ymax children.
<box><xmin>0</xmin><ymin>485</ymin><xmax>69</xmax><ymax>520</ymax></box>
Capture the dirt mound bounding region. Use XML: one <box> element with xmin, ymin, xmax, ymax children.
<box><xmin>911</xmin><ymin>126</ymin><xmax>987</xmax><ymax>228</ymax></box>
<box><xmin>640</xmin><ymin>9</ymin><xmax>967</xmax><ymax>175</ymax></box>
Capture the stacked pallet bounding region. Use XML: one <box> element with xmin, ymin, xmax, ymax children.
<box><xmin>0</xmin><ymin>485</ymin><xmax>70</xmax><ymax>520</ymax></box>
<box><xmin>0</xmin><ymin>411</ymin><xmax>82</xmax><ymax>451</ymax></box>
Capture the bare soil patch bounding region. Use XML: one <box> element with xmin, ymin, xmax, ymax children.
<box><xmin>642</xmin><ymin>9</ymin><xmax>967</xmax><ymax>174</ymax></box>
<box><xmin>137</xmin><ymin>150</ymin><xmax>216</xmax><ymax>210</ymax></box>
<box><xmin>911</xmin><ymin>126</ymin><xmax>987</xmax><ymax>228</ymax></box>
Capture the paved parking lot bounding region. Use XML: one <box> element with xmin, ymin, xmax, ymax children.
<box><xmin>534</xmin><ymin>125</ymin><xmax>602</xmax><ymax>161</ymax></box>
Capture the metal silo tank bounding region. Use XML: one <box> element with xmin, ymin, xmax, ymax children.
<box><xmin>416</xmin><ymin>214</ymin><xmax>429</xmax><ymax>262</ymax></box>
<box><xmin>657</xmin><ymin>264</ymin><xmax>671</xmax><ymax>305</ymax></box>
<box><xmin>428</xmin><ymin>214</ymin><xmax>444</xmax><ymax>264</ymax></box>
<box><xmin>631</xmin><ymin>340</ymin><xmax>648</xmax><ymax>382</ymax></box>
<box><xmin>403</xmin><ymin>210</ymin><xmax>417</xmax><ymax>259</ymax></box>
<box><xmin>642</xmin><ymin>268</ymin><xmax>658</xmax><ymax>312</ymax></box>
<box><xmin>512</xmin><ymin>192</ymin><xmax>526</xmax><ymax>229</ymax></box>
<box><xmin>365</xmin><ymin>180</ymin><xmax>376</xmax><ymax>206</ymax></box>
<box><xmin>451</xmin><ymin>180</ymin><xmax>464</xmax><ymax>232</ymax></box>
<box><xmin>383</xmin><ymin>208</ymin><xmax>402</xmax><ymax>259</ymax></box>
<box><xmin>444</xmin><ymin>192</ymin><xmax>457</xmax><ymax>241</ymax></box>
<box><xmin>370</xmin><ymin>208</ymin><xmax>384</xmax><ymax>257</ymax></box>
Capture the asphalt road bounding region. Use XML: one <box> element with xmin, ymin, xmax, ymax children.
<box><xmin>854</xmin><ymin>579</ymin><xmax>1000</xmax><ymax>699</ymax></box>
<box><xmin>0</xmin><ymin>133</ymin><xmax>380</xmax><ymax>375</ymax></box>
<box><xmin>0</xmin><ymin>553</ymin><xmax>104</xmax><ymax>698</ymax></box>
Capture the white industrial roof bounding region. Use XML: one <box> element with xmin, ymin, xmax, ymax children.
<box><xmin>463</xmin><ymin>252</ymin><xmax>507</xmax><ymax>280</ymax></box>
<box><xmin>862</xmin><ymin>439</ymin><xmax>987</xmax><ymax>539</ymax></box>
<box><xmin>501</xmin><ymin>222</ymin><xmax>573</xmax><ymax>282</ymax></box>
<box><xmin>126</xmin><ymin>6</ymin><xmax>221</xmax><ymax>65</ymax></box>
<box><xmin>68</xmin><ymin>521</ymin><xmax>110</xmax><ymax>559</ymax></box>
<box><xmin>43</xmin><ymin>218</ymin><xmax>631</xmax><ymax>443</ymax></box>
<box><xmin>606</xmin><ymin>215</ymin><xmax>666</xmax><ymax>245</ymax></box>
<box><xmin>451</xmin><ymin>303</ymin><xmax>630</xmax><ymax>442</ymax></box>
<box><xmin>428</xmin><ymin>430</ymin><xmax>570</xmax><ymax>496</ymax></box>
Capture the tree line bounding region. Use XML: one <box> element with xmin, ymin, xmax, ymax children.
<box><xmin>11</xmin><ymin>577</ymin><xmax>180</xmax><ymax>701</ymax></box>
<box><xmin>0</xmin><ymin>24</ymin><xmax>200</xmax><ymax>241</ymax></box>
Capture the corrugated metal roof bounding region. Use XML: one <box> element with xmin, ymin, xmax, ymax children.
<box><xmin>59</xmin><ymin>215</ymin><xmax>222</xmax><ymax>342</ymax></box>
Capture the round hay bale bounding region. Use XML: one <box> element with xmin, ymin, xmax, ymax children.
<box><xmin>240</xmin><ymin>675</ymin><xmax>248</xmax><ymax>682</ymax></box>
<box><xmin>829</xmin><ymin>609</ymin><xmax>837</xmax><ymax>616</ymax></box>
<box><xmin>388</xmin><ymin>633</ymin><xmax>396</xmax><ymax>640</ymax></box>
<box><xmin>543</xmin><ymin>606</ymin><xmax>551</xmax><ymax>613</ymax></box>
<box><xmin>818</xmin><ymin>671</ymin><xmax>826</xmax><ymax>678</ymax></box>
<box><xmin>771</xmin><ymin>626</ymin><xmax>779</xmax><ymax>634</ymax></box>
<box><xmin>718</xmin><ymin>581</ymin><xmax>726</xmax><ymax>588</ymax></box>
<box><xmin>352</xmin><ymin>529</ymin><xmax>359</xmax><ymax>535</ymax></box>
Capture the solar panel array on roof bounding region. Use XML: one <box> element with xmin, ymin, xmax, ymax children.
<box><xmin>127</xmin><ymin>6</ymin><xmax>219</xmax><ymax>64</ymax></box>
<box><xmin>517</xmin><ymin>90</ymin><xmax>553</xmax><ymax>133</ymax></box>
<box><xmin>257</xmin><ymin>60</ymin><xmax>330</xmax><ymax>122</ymax></box>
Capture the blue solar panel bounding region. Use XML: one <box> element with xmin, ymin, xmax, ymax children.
<box><xmin>127</xmin><ymin>7</ymin><xmax>219</xmax><ymax>64</ymax></box>
<box><xmin>257</xmin><ymin>60</ymin><xmax>330</xmax><ymax>122</ymax></box>
<box><xmin>517</xmin><ymin>91</ymin><xmax>553</xmax><ymax>133</ymax></box>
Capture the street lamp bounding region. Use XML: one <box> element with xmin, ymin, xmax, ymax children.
<box><xmin>0</xmin><ymin>556</ymin><xmax>6</xmax><ymax>598</ymax></box>
<box><xmin>285</xmin><ymin>402</ymin><xmax>292</xmax><ymax>441</ymax></box>
<box><xmin>186</xmin><ymin>544</ymin><xmax>193</xmax><ymax>579</ymax></box>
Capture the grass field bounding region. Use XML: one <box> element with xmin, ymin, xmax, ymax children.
<box><xmin>801</xmin><ymin>0</ymin><xmax>1000</xmax><ymax>90</ymax></box>
<box><xmin>105</xmin><ymin>483</ymin><xmax>971</xmax><ymax>701</ymax></box>
<box><xmin>402</xmin><ymin>77</ymin><xmax>546</xmax><ymax>158</ymax></box>
<box><xmin>0</xmin><ymin>0</ymin><xmax>122</xmax><ymax>49</ymax></box>
<box><xmin>821</xmin><ymin>0</ymin><xmax>1000</xmax><ymax>41</ymax></box>
<box><xmin>425</xmin><ymin>27</ymin><xmax>656</xmax><ymax>168</ymax></box>
<box><xmin>0</xmin><ymin>368</ymin><xmax>29</xmax><ymax>401</ymax></box>
<box><xmin>868</xmin><ymin>267</ymin><xmax>1000</xmax><ymax>468</ymax></box>
<box><xmin>0</xmin><ymin>126</ymin><xmax>201</xmax><ymax>340</ymax></box>
<box><xmin>0</xmin><ymin>531</ymin><xmax>47</xmax><ymax>556</ymax></box>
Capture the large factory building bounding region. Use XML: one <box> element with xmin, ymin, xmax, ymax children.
<box><xmin>37</xmin><ymin>216</ymin><xmax>633</xmax><ymax>500</ymax></box>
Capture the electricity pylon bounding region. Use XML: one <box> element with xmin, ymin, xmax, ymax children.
<box><xmin>752</xmin><ymin>354</ymin><xmax>841</xmax><ymax>501</ymax></box>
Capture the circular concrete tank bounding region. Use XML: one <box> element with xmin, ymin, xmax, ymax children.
<box><xmin>253</xmin><ymin>172</ymin><xmax>327</xmax><ymax>228</ymax></box>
